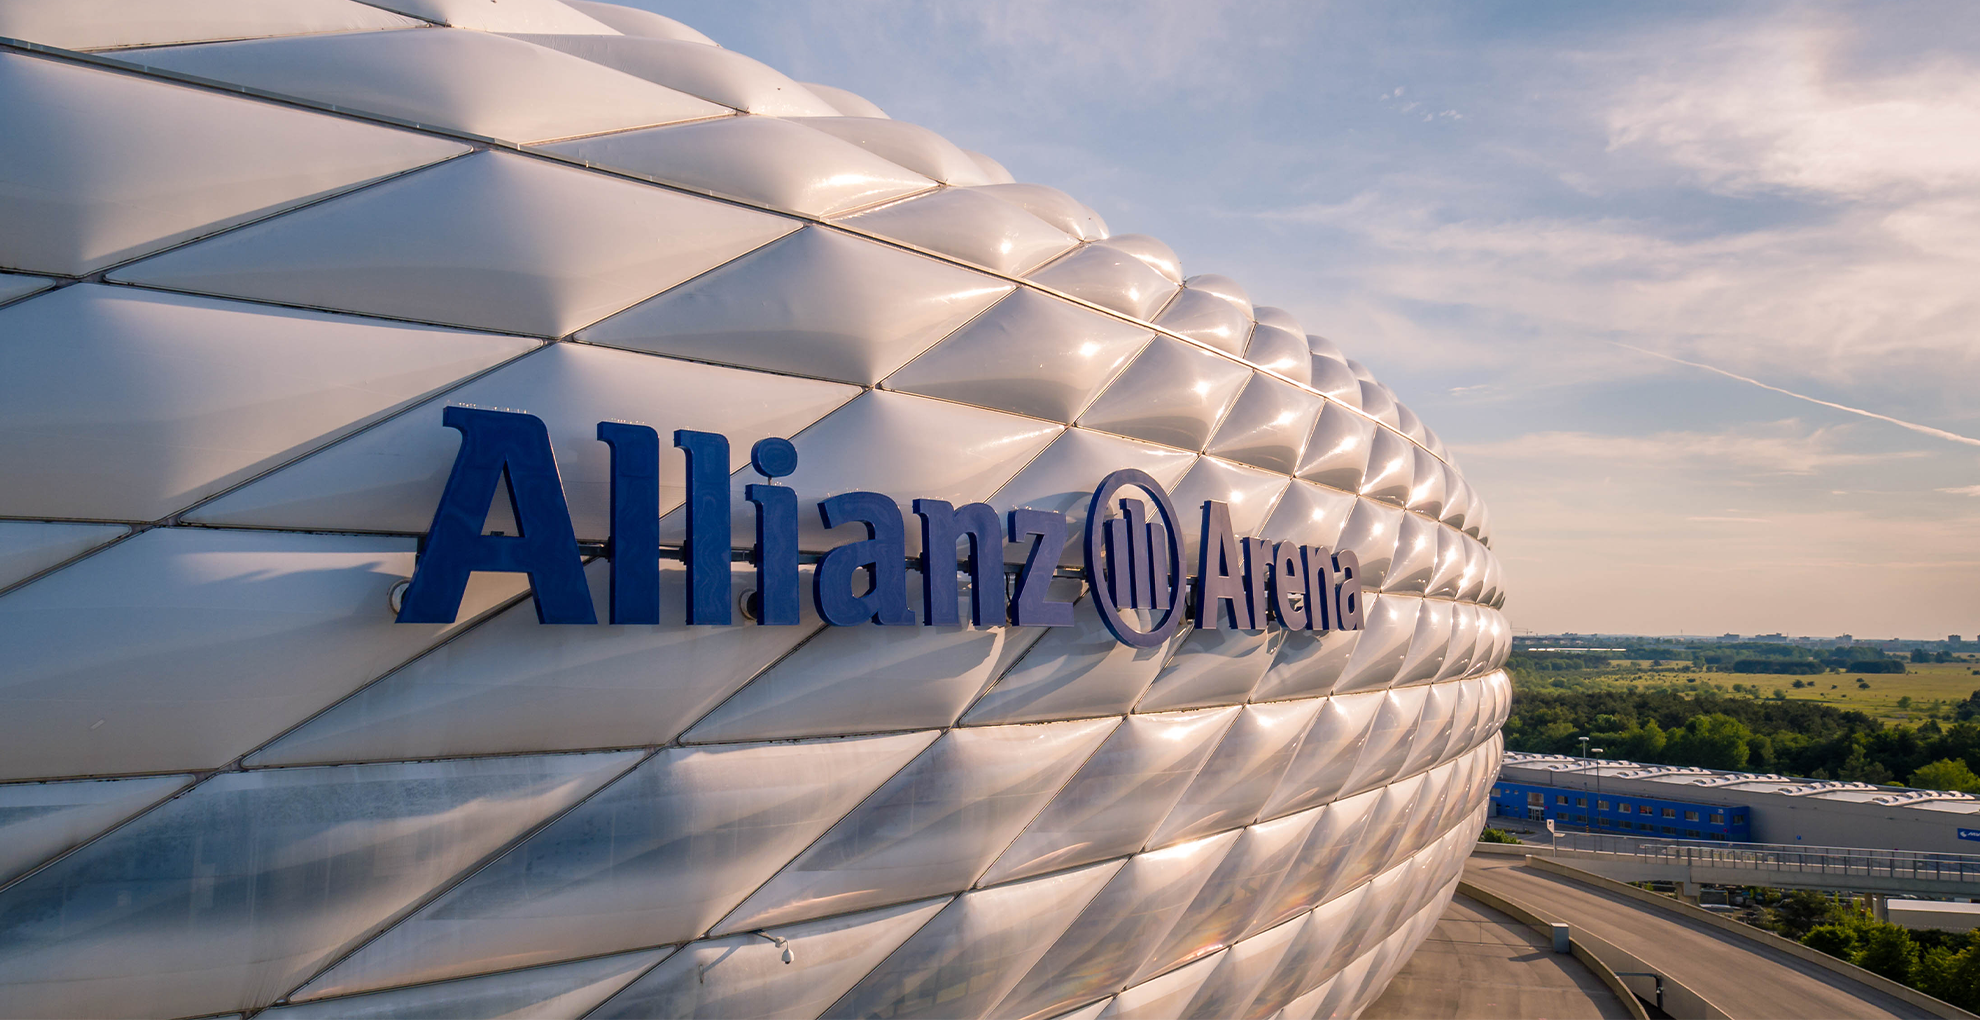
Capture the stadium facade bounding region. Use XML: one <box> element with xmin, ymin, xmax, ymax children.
<box><xmin>0</xmin><ymin>2</ymin><xmax>1511</xmax><ymax>1017</ymax></box>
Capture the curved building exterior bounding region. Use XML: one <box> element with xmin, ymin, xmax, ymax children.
<box><xmin>0</xmin><ymin>2</ymin><xmax>1511</xmax><ymax>1018</ymax></box>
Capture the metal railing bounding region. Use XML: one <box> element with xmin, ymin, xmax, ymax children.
<box><xmin>1549</xmin><ymin>831</ymin><xmax>1980</xmax><ymax>886</ymax></box>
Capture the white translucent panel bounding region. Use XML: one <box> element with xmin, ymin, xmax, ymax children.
<box><xmin>1025</xmin><ymin>242</ymin><xmax>1178</xmax><ymax>320</ymax></box>
<box><xmin>1047</xmin><ymin>1000</ymin><xmax>1113</xmax><ymax>1020</ymax></box>
<box><xmin>0</xmin><ymin>521</ymin><xmax>128</xmax><ymax>590</ymax></box>
<box><xmin>980</xmin><ymin>707</ymin><xmax>1238</xmax><ymax>886</ymax></box>
<box><xmin>1394</xmin><ymin>403</ymin><xmax>1429</xmax><ymax>445</ymax></box>
<box><xmin>1184</xmin><ymin>273</ymin><xmax>1251</xmax><ymax>314</ymax></box>
<box><xmin>1307</xmin><ymin>354</ymin><xmax>1362</xmax><ymax>408</ymax></box>
<box><xmin>0</xmin><ymin>752</ymin><xmax>640</xmax><ymax>1020</ymax></box>
<box><xmin>0</xmin><ymin>286</ymin><xmax>536</xmax><ymax>522</ymax></box>
<box><xmin>590</xmin><ymin>899</ymin><xmax>947</xmax><ymax>1020</ymax></box>
<box><xmin>1357</xmin><ymin>428</ymin><xmax>1414</xmax><ymax>506</ymax></box>
<box><xmin>1205</xmin><ymin>375</ymin><xmax>1326</xmax><ymax>474</ymax></box>
<box><xmin>132</xmin><ymin>32</ymin><xmax>724</xmax><ymax>146</ymax></box>
<box><xmin>1136</xmin><ymin>809</ymin><xmax>1322</xmax><ymax>981</ymax></box>
<box><xmin>994</xmin><ymin>831</ymin><xmax>1239</xmax><ymax>1020</ymax></box>
<box><xmin>1077</xmin><ymin>337</ymin><xmax>1254</xmax><ymax>452</ymax></box>
<box><xmin>1243</xmin><ymin>323</ymin><xmax>1314</xmax><ymax>387</ymax></box>
<box><xmin>1384</xmin><ymin>513</ymin><xmax>1437</xmax><ymax>594</ymax></box>
<box><xmin>298</xmin><ymin>733</ymin><xmax>932</xmax><ymax>998</ymax></box>
<box><xmin>961</xmin><ymin>591</ymin><xmax>1178</xmax><ymax>726</ymax></box>
<box><xmin>824</xmin><ymin>862</ymin><xmax>1121</xmax><ymax>1020</ymax></box>
<box><xmin>1135</xmin><ymin>625</ymin><xmax>1282</xmax><ymax>713</ymax></box>
<box><xmin>965</xmin><ymin>149</ymin><xmax>1019</xmax><ymax>184</ymax></box>
<box><xmin>0</xmin><ymin>53</ymin><xmax>468</xmax><ymax>277</ymax></box>
<box><xmin>1394</xmin><ymin>599</ymin><xmax>1453</xmax><ymax>686</ymax></box>
<box><xmin>1482</xmin><ymin>552</ymin><xmax>1507</xmax><ymax>607</ymax></box>
<box><xmin>1407</xmin><ymin>447</ymin><xmax>1446</xmax><ymax>517</ymax></box>
<box><xmin>1254</xmin><ymin>791</ymin><xmax>1381</xmax><ymax>929</ymax></box>
<box><xmin>1259</xmin><ymin>481</ymin><xmax>1356</xmax><ymax>551</ymax></box>
<box><xmin>1153</xmin><ymin>285</ymin><xmax>1251</xmax><ymax>355</ymax></box>
<box><xmin>1440</xmin><ymin>467</ymin><xmax>1470</xmax><ymax>526</ymax></box>
<box><xmin>836</xmin><ymin>187</ymin><xmax>1076</xmax><ymax>275</ymax></box>
<box><xmin>566</xmin><ymin>1</ymin><xmax>715</xmax><ymax>41</ymax></box>
<box><xmin>0</xmin><ymin>0</ymin><xmax>421</xmax><ymax>51</ymax></box>
<box><xmin>798</xmin><ymin>117</ymin><xmax>997</xmax><ymax>186</ymax></box>
<box><xmin>1101</xmin><ymin>234</ymin><xmax>1183</xmax><ymax>283</ymax></box>
<box><xmin>511</xmin><ymin>34</ymin><xmax>841</xmax><ymax>116</ymax></box>
<box><xmin>1169</xmin><ymin>457</ymin><xmax>1290</xmax><ymax>567</ymax></box>
<box><xmin>805</xmin><ymin>81</ymin><xmax>890</xmax><ymax>118</ymax></box>
<box><xmin>1344</xmin><ymin>357</ymin><xmax>1375</xmax><ymax>384</ymax></box>
<box><xmin>682</xmin><ymin>594</ymin><xmax>1010</xmax><ymax>742</ymax></box>
<box><xmin>714</xmin><ymin>718</ymin><xmax>1117</xmax><ymax>933</ymax></box>
<box><xmin>115</xmin><ymin>151</ymin><xmax>795</xmax><ymax>337</ymax></box>
<box><xmin>670</xmin><ymin>389</ymin><xmax>1061</xmax><ymax>554</ymax></box>
<box><xmin>0</xmin><ymin>774</ymin><xmax>190</xmax><ymax>886</ymax></box>
<box><xmin>1147</xmin><ymin>699</ymin><xmax>1322</xmax><ymax>848</ymax></box>
<box><xmin>578</xmin><ymin>225</ymin><xmax>1008</xmax><ymax>385</ymax></box>
<box><xmin>263</xmin><ymin>949</ymin><xmax>666</xmax><ymax>1020</ymax></box>
<box><xmin>249</xmin><ymin>561</ymin><xmax>822</xmax><ymax>766</ymax></box>
<box><xmin>1424</xmin><ymin>526</ymin><xmax>1465</xmax><ymax>598</ymax></box>
<box><xmin>1258</xmin><ymin>692</ymin><xmax>1384</xmax><ymax>819</ymax></box>
<box><xmin>538</xmin><ymin>117</ymin><xmax>933</xmax><ymax>217</ymax></box>
<box><xmin>1252</xmin><ymin>306</ymin><xmax>1303</xmax><ymax>337</ymax></box>
<box><xmin>1101</xmin><ymin>952</ymin><xmax>1223</xmax><ymax>1020</ymax></box>
<box><xmin>0</xmin><ymin>528</ymin><xmax>523</xmax><ymax>781</ymax></box>
<box><xmin>1296</xmin><ymin>404</ymin><xmax>1375</xmax><ymax>492</ymax></box>
<box><xmin>884</xmin><ymin>288</ymin><xmax>1154</xmax><ymax>422</ymax></box>
<box><xmin>974</xmin><ymin>183</ymin><xmax>1109</xmax><ymax>241</ymax></box>
<box><xmin>1248</xmin><ymin>628</ymin><xmax>1360</xmax><ymax>703</ymax></box>
<box><xmin>984</xmin><ymin>427</ymin><xmax>1196</xmax><ymax>567</ymax></box>
<box><xmin>1334</xmin><ymin>499</ymin><xmax>1401</xmax><ymax>590</ymax></box>
<box><xmin>191</xmin><ymin>343</ymin><xmax>855</xmax><ymax>536</ymax></box>
<box><xmin>366</xmin><ymin>0</ymin><xmax>618</xmax><ymax>32</ymax></box>
<box><xmin>1308</xmin><ymin>948</ymin><xmax>1375</xmax><ymax>1020</ymax></box>
<box><xmin>1276</xmin><ymin>974</ymin><xmax>1337</xmax><ymax>1020</ymax></box>
<box><xmin>1186</xmin><ymin>914</ymin><xmax>1307</xmax><ymax>1020</ymax></box>
<box><xmin>1339</xmin><ymin>685</ymin><xmax>1430</xmax><ymax>797</ymax></box>
<box><xmin>0</xmin><ymin>273</ymin><xmax>54</xmax><ymax>306</ymax></box>
<box><xmin>1331</xmin><ymin>594</ymin><xmax>1416</xmax><ymax>694</ymax></box>
<box><xmin>1392</xmin><ymin>761</ymin><xmax>1457</xmax><ymax>855</ymax></box>
<box><xmin>1454</xmin><ymin>536</ymin><xmax>1488</xmax><ymax>602</ymax></box>
<box><xmin>1356</xmin><ymin>379</ymin><xmax>1401</xmax><ymax>429</ymax></box>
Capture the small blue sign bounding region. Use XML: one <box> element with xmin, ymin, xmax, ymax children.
<box><xmin>1958</xmin><ymin>828</ymin><xmax>1980</xmax><ymax>842</ymax></box>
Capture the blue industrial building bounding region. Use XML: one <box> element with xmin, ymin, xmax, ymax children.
<box><xmin>1491</xmin><ymin>780</ymin><xmax>1751</xmax><ymax>841</ymax></box>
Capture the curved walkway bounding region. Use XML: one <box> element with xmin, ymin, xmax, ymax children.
<box><xmin>1464</xmin><ymin>854</ymin><xmax>1927</xmax><ymax>1019</ymax></box>
<box><xmin>1363</xmin><ymin>893</ymin><xmax>1634</xmax><ymax>1020</ymax></box>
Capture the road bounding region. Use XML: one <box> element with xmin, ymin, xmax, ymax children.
<box><xmin>1364</xmin><ymin>893</ymin><xmax>1635</xmax><ymax>1020</ymax></box>
<box><xmin>1464</xmin><ymin>854</ymin><xmax>1928</xmax><ymax>1019</ymax></box>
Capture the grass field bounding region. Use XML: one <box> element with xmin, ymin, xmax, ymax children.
<box><xmin>1535</xmin><ymin>658</ymin><xmax>1980</xmax><ymax>724</ymax></box>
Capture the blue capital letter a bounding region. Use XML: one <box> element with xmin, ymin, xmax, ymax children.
<box><xmin>397</xmin><ymin>407</ymin><xmax>595</xmax><ymax>625</ymax></box>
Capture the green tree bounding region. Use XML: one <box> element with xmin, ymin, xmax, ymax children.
<box><xmin>1853</xmin><ymin>924</ymin><xmax>1919</xmax><ymax>984</ymax></box>
<box><xmin>1803</xmin><ymin>923</ymin><xmax>1859</xmax><ymax>959</ymax></box>
<box><xmin>1664</xmin><ymin>713</ymin><xmax>1753</xmax><ymax>770</ymax></box>
<box><xmin>1910</xmin><ymin>758</ymin><xmax>1980</xmax><ymax>794</ymax></box>
<box><xmin>1916</xmin><ymin>932</ymin><xmax>1980</xmax><ymax>1011</ymax></box>
<box><xmin>1768</xmin><ymin>890</ymin><xmax>1841</xmax><ymax>939</ymax></box>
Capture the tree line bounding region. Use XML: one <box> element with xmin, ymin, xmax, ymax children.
<box><xmin>1503</xmin><ymin>685</ymin><xmax>1980</xmax><ymax>791</ymax></box>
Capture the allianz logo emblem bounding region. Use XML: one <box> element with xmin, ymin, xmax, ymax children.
<box><xmin>395</xmin><ymin>408</ymin><xmax>1367</xmax><ymax>649</ymax></box>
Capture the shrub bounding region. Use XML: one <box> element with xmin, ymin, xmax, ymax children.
<box><xmin>1854</xmin><ymin>924</ymin><xmax>1920</xmax><ymax>984</ymax></box>
<box><xmin>1477</xmin><ymin>828</ymin><xmax>1521</xmax><ymax>844</ymax></box>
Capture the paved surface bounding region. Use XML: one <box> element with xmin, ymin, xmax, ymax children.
<box><xmin>1363</xmin><ymin>894</ymin><xmax>1635</xmax><ymax>1020</ymax></box>
<box><xmin>1464</xmin><ymin>854</ymin><xmax>1928</xmax><ymax>1019</ymax></box>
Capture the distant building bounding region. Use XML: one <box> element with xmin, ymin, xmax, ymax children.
<box><xmin>1497</xmin><ymin>754</ymin><xmax>1980</xmax><ymax>854</ymax></box>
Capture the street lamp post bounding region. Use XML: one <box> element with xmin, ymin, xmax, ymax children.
<box><xmin>1589</xmin><ymin>747</ymin><xmax>1605</xmax><ymax>848</ymax></box>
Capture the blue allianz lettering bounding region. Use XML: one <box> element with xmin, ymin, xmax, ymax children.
<box><xmin>397</xmin><ymin>411</ymin><xmax>1366</xmax><ymax>646</ymax></box>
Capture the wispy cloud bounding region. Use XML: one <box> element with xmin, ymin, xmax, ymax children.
<box><xmin>1607</xmin><ymin>342</ymin><xmax>1980</xmax><ymax>448</ymax></box>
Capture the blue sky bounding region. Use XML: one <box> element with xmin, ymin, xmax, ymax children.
<box><xmin>640</xmin><ymin>1</ymin><xmax>1980</xmax><ymax>639</ymax></box>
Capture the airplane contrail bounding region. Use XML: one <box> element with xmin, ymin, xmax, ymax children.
<box><xmin>1608</xmin><ymin>341</ymin><xmax>1980</xmax><ymax>449</ymax></box>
